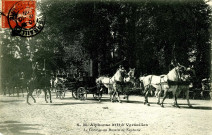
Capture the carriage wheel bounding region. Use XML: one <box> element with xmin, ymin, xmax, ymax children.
<box><xmin>72</xmin><ymin>89</ymin><xmax>78</xmax><ymax>99</ymax></box>
<box><xmin>77</xmin><ymin>87</ymin><xmax>87</xmax><ymax>100</ymax></box>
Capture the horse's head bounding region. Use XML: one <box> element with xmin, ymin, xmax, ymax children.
<box><xmin>111</xmin><ymin>68</ymin><xmax>127</xmax><ymax>82</ymax></box>
<box><xmin>174</xmin><ymin>64</ymin><xmax>186</xmax><ymax>76</ymax></box>
<box><xmin>124</xmin><ymin>68</ymin><xmax>136</xmax><ymax>83</ymax></box>
<box><xmin>118</xmin><ymin>68</ymin><xmax>128</xmax><ymax>78</ymax></box>
<box><xmin>128</xmin><ymin>68</ymin><xmax>135</xmax><ymax>78</ymax></box>
<box><xmin>139</xmin><ymin>76</ymin><xmax>145</xmax><ymax>82</ymax></box>
<box><xmin>168</xmin><ymin>64</ymin><xmax>187</xmax><ymax>81</ymax></box>
<box><xmin>96</xmin><ymin>77</ymin><xmax>101</xmax><ymax>84</ymax></box>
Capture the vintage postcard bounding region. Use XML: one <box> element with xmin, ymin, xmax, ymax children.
<box><xmin>0</xmin><ymin>0</ymin><xmax>212</xmax><ymax>135</ymax></box>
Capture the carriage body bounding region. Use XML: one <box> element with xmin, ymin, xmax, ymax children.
<box><xmin>53</xmin><ymin>74</ymin><xmax>103</xmax><ymax>100</ymax></box>
<box><xmin>71</xmin><ymin>76</ymin><xmax>103</xmax><ymax>100</ymax></box>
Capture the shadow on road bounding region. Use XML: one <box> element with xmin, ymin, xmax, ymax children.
<box><xmin>0</xmin><ymin>121</ymin><xmax>44</xmax><ymax>135</ymax></box>
<box><xmin>0</xmin><ymin>99</ymin><xmax>25</xmax><ymax>103</ymax></box>
<box><xmin>150</xmin><ymin>103</ymin><xmax>212</xmax><ymax>110</ymax></box>
<box><xmin>180</xmin><ymin>105</ymin><xmax>212</xmax><ymax>110</ymax></box>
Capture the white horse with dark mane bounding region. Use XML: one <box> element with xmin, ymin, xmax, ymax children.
<box><xmin>140</xmin><ymin>64</ymin><xmax>192</xmax><ymax>107</ymax></box>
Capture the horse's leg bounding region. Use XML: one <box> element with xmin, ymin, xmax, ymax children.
<box><xmin>161</xmin><ymin>90</ymin><xmax>168</xmax><ymax>107</ymax></box>
<box><xmin>112</xmin><ymin>83</ymin><xmax>117</xmax><ymax>102</ymax></box>
<box><xmin>97</xmin><ymin>92</ymin><xmax>101</xmax><ymax>102</ymax></box>
<box><xmin>110</xmin><ymin>91</ymin><xmax>113</xmax><ymax>102</ymax></box>
<box><xmin>144</xmin><ymin>88</ymin><xmax>147</xmax><ymax>104</ymax></box>
<box><xmin>157</xmin><ymin>89</ymin><xmax>162</xmax><ymax>105</ymax></box>
<box><xmin>27</xmin><ymin>88</ymin><xmax>36</xmax><ymax>104</ymax></box>
<box><xmin>108</xmin><ymin>87</ymin><xmax>114</xmax><ymax>102</ymax></box>
<box><xmin>112</xmin><ymin>91</ymin><xmax>116</xmax><ymax>102</ymax></box>
<box><xmin>27</xmin><ymin>92</ymin><xmax>31</xmax><ymax>105</ymax></box>
<box><xmin>144</xmin><ymin>88</ymin><xmax>150</xmax><ymax>106</ymax></box>
<box><xmin>124</xmin><ymin>87</ymin><xmax>129</xmax><ymax>102</ymax></box>
<box><xmin>47</xmin><ymin>87</ymin><xmax>52</xmax><ymax>103</ymax></box>
<box><xmin>173</xmin><ymin>87</ymin><xmax>181</xmax><ymax>108</ymax></box>
<box><xmin>173</xmin><ymin>94</ymin><xmax>180</xmax><ymax>108</ymax></box>
<box><xmin>31</xmin><ymin>91</ymin><xmax>36</xmax><ymax>103</ymax></box>
<box><xmin>175</xmin><ymin>88</ymin><xmax>183</xmax><ymax>108</ymax></box>
<box><xmin>44</xmin><ymin>89</ymin><xmax>48</xmax><ymax>103</ymax></box>
<box><xmin>185</xmin><ymin>89</ymin><xmax>192</xmax><ymax>107</ymax></box>
<box><xmin>98</xmin><ymin>87</ymin><xmax>103</xmax><ymax>102</ymax></box>
<box><xmin>116</xmin><ymin>84</ymin><xmax>121</xmax><ymax>103</ymax></box>
<box><xmin>117</xmin><ymin>91</ymin><xmax>122</xmax><ymax>103</ymax></box>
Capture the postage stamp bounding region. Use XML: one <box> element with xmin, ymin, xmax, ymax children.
<box><xmin>1</xmin><ymin>0</ymin><xmax>45</xmax><ymax>37</ymax></box>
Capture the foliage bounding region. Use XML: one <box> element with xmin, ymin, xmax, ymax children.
<box><xmin>1</xmin><ymin>0</ymin><xmax>211</xmax><ymax>87</ymax></box>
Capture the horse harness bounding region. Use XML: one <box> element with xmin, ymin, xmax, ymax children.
<box><xmin>144</xmin><ymin>67</ymin><xmax>182</xmax><ymax>90</ymax></box>
<box><xmin>144</xmin><ymin>75</ymin><xmax>167</xmax><ymax>90</ymax></box>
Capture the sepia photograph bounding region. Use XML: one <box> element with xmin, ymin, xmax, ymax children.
<box><xmin>0</xmin><ymin>0</ymin><xmax>212</xmax><ymax>135</ymax></box>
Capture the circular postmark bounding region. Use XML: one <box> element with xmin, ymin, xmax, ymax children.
<box><xmin>8</xmin><ymin>1</ymin><xmax>45</xmax><ymax>37</ymax></box>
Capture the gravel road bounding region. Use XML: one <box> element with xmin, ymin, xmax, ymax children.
<box><xmin>0</xmin><ymin>92</ymin><xmax>211</xmax><ymax>135</ymax></box>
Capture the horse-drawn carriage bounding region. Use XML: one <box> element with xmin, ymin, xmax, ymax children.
<box><xmin>53</xmin><ymin>68</ymin><xmax>140</xmax><ymax>102</ymax></box>
<box><xmin>27</xmin><ymin>61</ymin><xmax>198</xmax><ymax>106</ymax></box>
<box><xmin>54</xmin><ymin>75</ymin><xmax>103</xmax><ymax>101</ymax></box>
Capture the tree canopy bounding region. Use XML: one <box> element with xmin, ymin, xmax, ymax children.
<box><xmin>0</xmin><ymin>0</ymin><xmax>211</xmax><ymax>88</ymax></box>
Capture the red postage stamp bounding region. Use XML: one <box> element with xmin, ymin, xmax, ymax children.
<box><xmin>2</xmin><ymin>0</ymin><xmax>36</xmax><ymax>28</ymax></box>
<box><xmin>1</xmin><ymin>0</ymin><xmax>44</xmax><ymax>37</ymax></box>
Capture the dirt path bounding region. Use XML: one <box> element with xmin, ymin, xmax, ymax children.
<box><xmin>0</xmin><ymin>92</ymin><xmax>212</xmax><ymax>135</ymax></box>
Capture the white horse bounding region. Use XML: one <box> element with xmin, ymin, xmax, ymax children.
<box><xmin>158</xmin><ymin>70</ymin><xmax>192</xmax><ymax>108</ymax></box>
<box><xmin>159</xmin><ymin>65</ymin><xmax>193</xmax><ymax>107</ymax></box>
<box><xmin>139</xmin><ymin>74</ymin><xmax>169</xmax><ymax>106</ymax></box>
<box><xmin>96</xmin><ymin>76</ymin><xmax>114</xmax><ymax>102</ymax></box>
<box><xmin>96</xmin><ymin>68</ymin><xmax>127</xmax><ymax>102</ymax></box>
<box><xmin>140</xmin><ymin>65</ymin><xmax>189</xmax><ymax>107</ymax></box>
